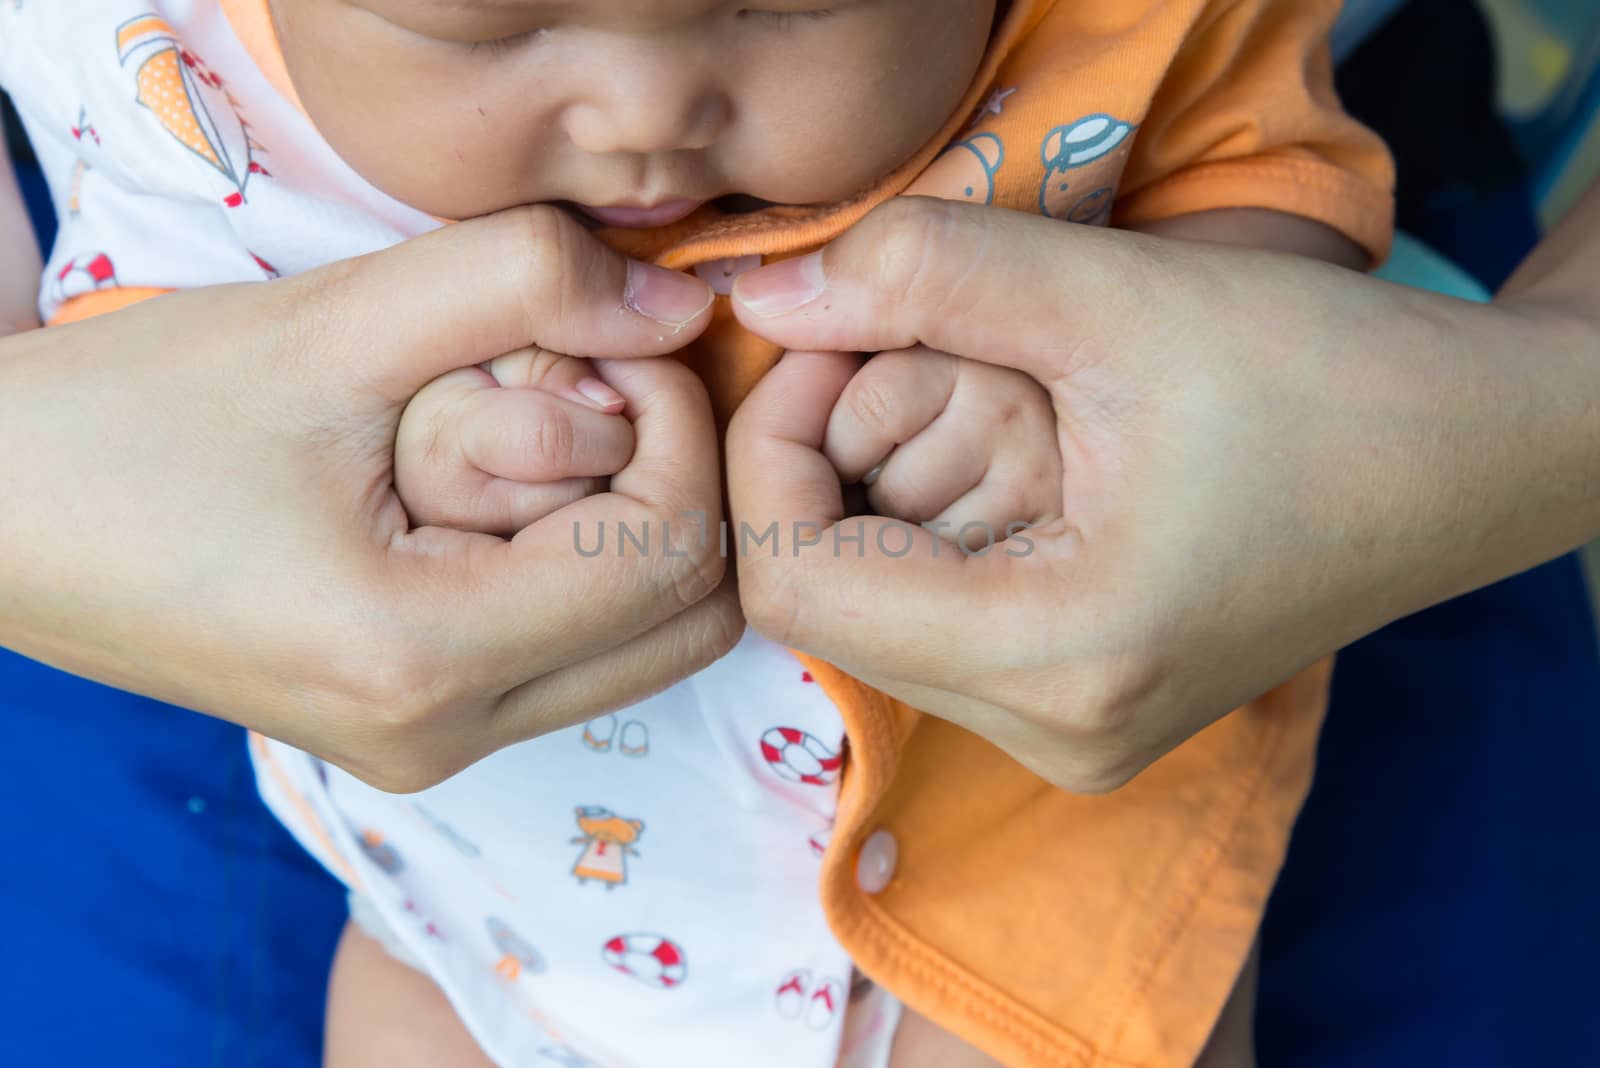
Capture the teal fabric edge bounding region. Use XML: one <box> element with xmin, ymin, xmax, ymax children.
<box><xmin>1374</xmin><ymin>232</ymin><xmax>1492</xmax><ymax>304</ymax></box>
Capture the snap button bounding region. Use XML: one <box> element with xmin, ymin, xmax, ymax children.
<box><xmin>693</xmin><ymin>254</ymin><xmax>763</xmax><ymax>295</ymax></box>
<box><xmin>855</xmin><ymin>829</ymin><xmax>898</xmax><ymax>894</ymax></box>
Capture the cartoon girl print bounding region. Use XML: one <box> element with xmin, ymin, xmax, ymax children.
<box><xmin>906</xmin><ymin>131</ymin><xmax>1004</xmax><ymax>206</ymax></box>
<box><xmin>570</xmin><ymin>806</ymin><xmax>644</xmax><ymax>889</ymax></box>
<box><xmin>1038</xmin><ymin>113</ymin><xmax>1136</xmax><ymax>222</ymax></box>
<box><xmin>116</xmin><ymin>14</ymin><xmax>270</xmax><ymax>208</ymax></box>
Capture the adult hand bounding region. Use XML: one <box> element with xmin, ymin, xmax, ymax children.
<box><xmin>726</xmin><ymin>196</ymin><xmax>1600</xmax><ymax>791</ymax></box>
<box><xmin>0</xmin><ymin>207</ymin><xmax>736</xmax><ymax>791</ymax></box>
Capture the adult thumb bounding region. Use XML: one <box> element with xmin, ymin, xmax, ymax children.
<box><xmin>289</xmin><ymin>206</ymin><xmax>715</xmax><ymax>403</ymax></box>
<box><xmin>729</xmin><ymin>197</ymin><xmax>1156</xmax><ymax>384</ymax></box>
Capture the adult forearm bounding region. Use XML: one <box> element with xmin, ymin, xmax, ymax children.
<box><xmin>0</xmin><ymin>138</ymin><xmax>43</xmax><ymax>335</ymax></box>
<box><xmin>1422</xmin><ymin>182</ymin><xmax>1600</xmax><ymax>603</ymax></box>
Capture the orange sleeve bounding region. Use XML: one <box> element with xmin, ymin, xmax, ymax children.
<box><xmin>48</xmin><ymin>287</ymin><xmax>173</xmax><ymax>326</ymax></box>
<box><xmin>1113</xmin><ymin>0</ymin><xmax>1396</xmax><ymax>265</ymax></box>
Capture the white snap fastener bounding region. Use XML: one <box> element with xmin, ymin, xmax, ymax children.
<box><xmin>855</xmin><ymin>829</ymin><xmax>898</xmax><ymax>894</ymax></box>
<box><xmin>693</xmin><ymin>254</ymin><xmax>763</xmax><ymax>295</ymax></box>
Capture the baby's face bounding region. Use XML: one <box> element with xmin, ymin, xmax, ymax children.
<box><xmin>271</xmin><ymin>0</ymin><xmax>998</xmax><ymax>225</ymax></box>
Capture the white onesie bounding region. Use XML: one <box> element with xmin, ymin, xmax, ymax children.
<box><xmin>0</xmin><ymin>3</ymin><xmax>896</xmax><ymax>1064</ymax></box>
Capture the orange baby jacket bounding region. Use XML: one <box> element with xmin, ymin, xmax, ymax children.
<box><xmin>59</xmin><ymin>1</ymin><xmax>1395</xmax><ymax>1065</ymax></box>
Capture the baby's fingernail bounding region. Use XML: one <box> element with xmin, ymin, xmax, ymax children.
<box><xmin>571</xmin><ymin>377</ymin><xmax>626</xmax><ymax>412</ymax></box>
<box><xmin>734</xmin><ymin>252</ymin><xmax>826</xmax><ymax>317</ymax></box>
<box><xmin>624</xmin><ymin>261</ymin><xmax>713</xmax><ymax>327</ymax></box>
<box><xmin>862</xmin><ymin>464</ymin><xmax>884</xmax><ymax>487</ymax></box>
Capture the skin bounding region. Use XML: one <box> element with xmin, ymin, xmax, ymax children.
<box><xmin>283</xmin><ymin>0</ymin><xmax>1011</xmax><ymax>542</ymax></box>
<box><xmin>722</xmin><ymin>189</ymin><xmax>1600</xmax><ymax>797</ymax></box>
<box><xmin>2</xmin><ymin>0</ymin><xmax>1593</xmax><ymax>1041</ymax></box>
<box><xmin>395</xmin><ymin>348</ymin><xmax>636</xmax><ymax>536</ymax></box>
<box><xmin>0</xmin><ymin>136</ymin><xmax>41</xmax><ymax>333</ymax></box>
<box><xmin>268</xmin><ymin>4</ymin><xmax>1358</xmax><ymax>1061</ymax></box>
<box><xmin>0</xmin><ymin>1</ymin><xmax>1447</xmax><ymax>1062</ymax></box>
<box><xmin>271</xmin><ymin>0</ymin><xmax>997</xmax><ymax>219</ymax></box>
<box><xmin>267</xmin><ymin>1</ymin><xmax>1010</xmax><ymax>1063</ymax></box>
<box><xmin>0</xmin><ymin>207</ymin><xmax>738</xmax><ymax>794</ymax></box>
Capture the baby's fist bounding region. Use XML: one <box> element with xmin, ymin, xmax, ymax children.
<box><xmin>395</xmin><ymin>349</ymin><xmax>635</xmax><ymax>537</ymax></box>
<box><xmin>826</xmin><ymin>348</ymin><xmax>1062</xmax><ymax>549</ymax></box>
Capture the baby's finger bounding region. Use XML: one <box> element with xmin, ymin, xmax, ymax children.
<box><xmin>864</xmin><ymin>415</ymin><xmax>989</xmax><ymax>524</ymax></box>
<box><xmin>406</xmin><ymin>469</ymin><xmax>605</xmax><ymax>536</ymax></box>
<box><xmin>824</xmin><ymin>348</ymin><xmax>957</xmax><ymax>484</ymax></box>
<box><xmin>486</xmin><ymin>347</ymin><xmax>625</xmax><ymax>415</ymax></box>
<box><xmin>459</xmin><ymin>477</ymin><xmax>608</xmax><ymax>539</ymax></box>
<box><xmin>925</xmin><ymin>462</ymin><xmax>1060</xmax><ymax>552</ymax></box>
<box><xmin>459</xmin><ymin>388</ymin><xmax>636</xmax><ymax>484</ymax></box>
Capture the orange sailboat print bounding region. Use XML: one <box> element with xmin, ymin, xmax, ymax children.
<box><xmin>115</xmin><ymin>14</ymin><xmax>269</xmax><ymax>207</ymax></box>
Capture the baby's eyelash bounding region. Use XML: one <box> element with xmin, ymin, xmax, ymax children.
<box><xmin>739</xmin><ymin>10</ymin><xmax>837</xmax><ymax>28</ymax></box>
<box><xmin>466</xmin><ymin>29</ymin><xmax>543</xmax><ymax>56</ymax></box>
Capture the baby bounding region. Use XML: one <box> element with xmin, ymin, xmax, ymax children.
<box><xmin>0</xmin><ymin>0</ymin><xmax>1392</xmax><ymax>1065</ymax></box>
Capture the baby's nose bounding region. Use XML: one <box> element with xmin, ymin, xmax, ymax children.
<box><xmin>564</xmin><ymin>68</ymin><xmax>727</xmax><ymax>157</ymax></box>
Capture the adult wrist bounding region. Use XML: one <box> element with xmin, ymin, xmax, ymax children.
<box><xmin>1415</xmin><ymin>295</ymin><xmax>1600</xmax><ymax>605</ymax></box>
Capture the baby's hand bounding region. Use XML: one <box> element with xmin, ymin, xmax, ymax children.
<box><xmin>395</xmin><ymin>348</ymin><xmax>635</xmax><ymax>537</ymax></box>
<box><xmin>825</xmin><ymin>348</ymin><xmax>1062</xmax><ymax>549</ymax></box>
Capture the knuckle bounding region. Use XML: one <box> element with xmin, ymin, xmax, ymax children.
<box><xmin>846</xmin><ymin>374</ymin><xmax>902</xmax><ymax>440</ymax></box>
<box><xmin>507</xmin><ymin>204</ymin><xmax>575</xmax><ymax>270</ymax></box>
<box><xmin>347</xmin><ymin>751</ymin><xmax>458</xmax><ymax>795</ymax></box>
<box><xmin>321</xmin><ymin>628</ymin><xmax>450</xmax><ymax>728</ymax></box>
<box><xmin>1047</xmin><ymin>755</ymin><xmax>1142</xmax><ymax>796</ymax></box>
<box><xmin>506</xmin><ymin>205</ymin><xmax>582</xmax><ymax>327</ymax></box>
<box><xmin>668</xmin><ymin>532</ymin><xmax>727</xmax><ymax>610</ymax></box>
<box><xmin>992</xmin><ymin>399</ymin><xmax>1025</xmax><ymax>430</ymax></box>
<box><xmin>989</xmin><ymin>483</ymin><xmax>1034</xmax><ymax>529</ymax></box>
<box><xmin>534</xmin><ymin>351</ymin><xmax>589</xmax><ymax>387</ymax></box>
<box><xmin>702</xmin><ymin>588</ymin><xmax>747</xmax><ymax>661</ymax></box>
<box><xmin>868</xmin><ymin>198</ymin><xmax>973</xmax><ymax>305</ymax></box>
<box><xmin>870</xmin><ymin>467</ymin><xmax>938</xmax><ymax>524</ymax></box>
<box><xmin>932</xmin><ymin>657</ymin><xmax>1151</xmax><ymax>795</ymax></box>
<box><xmin>738</xmin><ymin>558</ymin><xmax>802</xmax><ymax>647</ymax></box>
<box><xmin>531</xmin><ymin>409</ymin><xmax>579</xmax><ymax>469</ymax></box>
<box><xmin>674</xmin><ymin>585</ymin><xmax>745</xmax><ymax>674</ymax></box>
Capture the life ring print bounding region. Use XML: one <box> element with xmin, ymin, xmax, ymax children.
<box><xmin>759</xmin><ymin>727</ymin><xmax>843</xmax><ymax>787</ymax></box>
